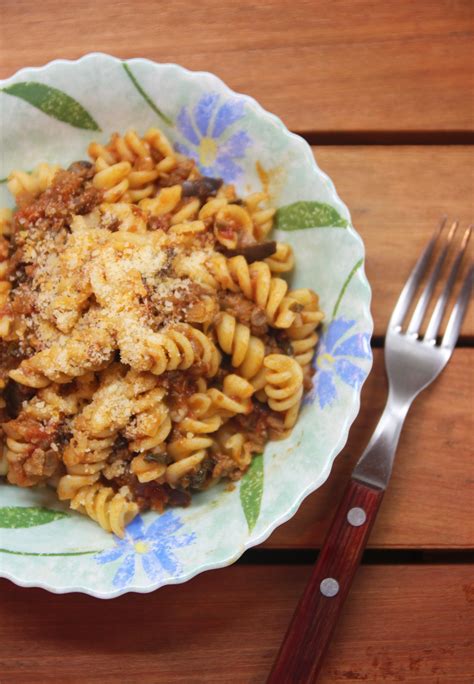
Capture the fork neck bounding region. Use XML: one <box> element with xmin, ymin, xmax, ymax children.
<box><xmin>352</xmin><ymin>388</ymin><xmax>412</xmax><ymax>491</ymax></box>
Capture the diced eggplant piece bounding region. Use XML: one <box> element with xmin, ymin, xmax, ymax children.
<box><xmin>181</xmin><ymin>176</ymin><xmax>223</xmax><ymax>200</ymax></box>
<box><xmin>224</xmin><ymin>240</ymin><xmax>277</xmax><ymax>263</ymax></box>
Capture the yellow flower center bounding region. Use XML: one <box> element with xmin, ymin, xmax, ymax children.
<box><xmin>134</xmin><ymin>541</ymin><xmax>150</xmax><ymax>554</ymax></box>
<box><xmin>199</xmin><ymin>137</ymin><xmax>217</xmax><ymax>166</ymax></box>
<box><xmin>317</xmin><ymin>352</ymin><xmax>335</xmax><ymax>370</ymax></box>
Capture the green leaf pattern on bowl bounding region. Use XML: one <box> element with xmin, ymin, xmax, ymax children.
<box><xmin>1</xmin><ymin>82</ymin><xmax>100</xmax><ymax>131</ymax></box>
<box><xmin>240</xmin><ymin>454</ymin><xmax>264</xmax><ymax>532</ymax></box>
<box><xmin>0</xmin><ymin>506</ymin><xmax>69</xmax><ymax>529</ymax></box>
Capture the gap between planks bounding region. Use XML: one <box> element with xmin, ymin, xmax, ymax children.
<box><xmin>237</xmin><ymin>548</ymin><xmax>474</xmax><ymax>565</ymax></box>
<box><xmin>299</xmin><ymin>131</ymin><xmax>474</xmax><ymax>145</ymax></box>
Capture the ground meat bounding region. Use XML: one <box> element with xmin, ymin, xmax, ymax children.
<box><xmin>162</xmin><ymin>371</ymin><xmax>199</xmax><ymax>411</ymax></box>
<box><xmin>263</xmin><ymin>329</ymin><xmax>293</xmax><ymax>356</ymax></box>
<box><xmin>218</xmin><ymin>291</ymin><xmax>268</xmax><ymax>336</ymax></box>
<box><xmin>73</xmin><ymin>185</ymin><xmax>102</xmax><ymax>215</ymax></box>
<box><xmin>3</xmin><ymin>415</ymin><xmax>61</xmax><ymax>487</ymax></box>
<box><xmin>7</xmin><ymin>447</ymin><xmax>60</xmax><ymax>488</ymax></box>
<box><xmin>211</xmin><ymin>453</ymin><xmax>240</xmax><ymax>482</ymax></box>
<box><xmin>111</xmin><ymin>473</ymin><xmax>191</xmax><ymax>512</ymax></box>
<box><xmin>159</xmin><ymin>159</ymin><xmax>196</xmax><ymax>187</ymax></box>
<box><xmin>232</xmin><ymin>400</ymin><xmax>276</xmax><ymax>448</ymax></box>
<box><xmin>13</xmin><ymin>166</ymin><xmax>102</xmax><ymax>239</ymax></box>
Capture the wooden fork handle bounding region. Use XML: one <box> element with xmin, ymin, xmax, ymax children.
<box><xmin>267</xmin><ymin>478</ymin><xmax>384</xmax><ymax>683</ymax></box>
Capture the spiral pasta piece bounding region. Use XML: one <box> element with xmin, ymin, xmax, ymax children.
<box><xmin>264</xmin><ymin>354</ymin><xmax>304</xmax><ymax>429</ymax></box>
<box><xmin>211</xmin><ymin>424</ymin><xmax>260</xmax><ymax>470</ymax></box>
<box><xmin>2</xmin><ymin>435</ymin><xmax>34</xmax><ymax>486</ymax></box>
<box><xmin>287</xmin><ymin>289</ymin><xmax>324</xmax><ymax>369</ymax></box>
<box><xmin>67</xmin><ymin>482</ymin><xmax>138</xmax><ymax>537</ymax></box>
<box><xmin>93</xmin><ymin>160</ymin><xmax>132</xmax><ymax>203</ymax></box>
<box><xmin>214</xmin><ymin>312</ymin><xmax>266</xmax><ymax>381</ymax></box>
<box><xmin>89</xmin><ymin>128</ymin><xmax>179</xmax><ymax>203</ymax></box>
<box><xmin>130</xmin><ymin>453</ymin><xmax>167</xmax><ymax>485</ymax></box>
<box><xmin>265</xmin><ymin>242</ymin><xmax>294</xmax><ymax>274</ymax></box>
<box><xmin>139</xmin><ymin>185</ymin><xmax>182</xmax><ymax>217</ymax></box>
<box><xmin>206</xmin><ymin>374</ymin><xmax>255</xmax><ymax>416</ymax></box>
<box><xmin>9</xmin><ymin>323</ymin><xmax>115</xmax><ymax>388</ymax></box>
<box><xmin>60</xmin><ymin>439</ymin><xmax>146</xmax><ymax>493</ymax></box>
<box><xmin>57</xmin><ymin>433</ymin><xmax>114</xmax><ymax>505</ymax></box>
<box><xmin>179</xmin><ymin>388</ymin><xmax>224</xmax><ymax>435</ymax></box>
<box><xmin>213</xmin><ymin>203</ymin><xmax>254</xmax><ymax>249</ymax></box>
<box><xmin>62</xmin><ymin>432</ymin><xmax>116</xmax><ymax>471</ymax></box>
<box><xmin>90</xmin><ymin>130</ymin><xmax>151</xmax><ymax>165</ymax></box>
<box><xmin>165</xmin><ymin>449</ymin><xmax>208</xmax><ymax>487</ymax></box>
<box><xmin>165</xmin><ymin>373</ymin><xmax>253</xmax><ymax>488</ymax></box>
<box><xmin>145</xmin><ymin>325</ymin><xmax>220</xmax><ymax>377</ymax></box>
<box><xmin>166</xmin><ymin>412</ymin><xmax>212</xmax><ymax>485</ymax></box>
<box><xmin>208</xmin><ymin>254</ymin><xmax>297</xmax><ymax>328</ymax></box>
<box><xmin>161</xmin><ymin>379</ymin><xmax>225</xmax><ymax>489</ymax></box>
<box><xmin>126</xmin><ymin>391</ymin><xmax>171</xmax><ymax>453</ymax></box>
<box><xmin>2</xmin><ymin>384</ymin><xmax>81</xmax><ymax>487</ymax></box>
<box><xmin>7</xmin><ymin>163</ymin><xmax>60</xmax><ymax>202</ymax></box>
<box><xmin>244</xmin><ymin>191</ymin><xmax>276</xmax><ymax>240</ymax></box>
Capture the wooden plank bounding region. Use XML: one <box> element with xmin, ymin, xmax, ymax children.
<box><xmin>312</xmin><ymin>146</ymin><xmax>474</xmax><ymax>337</ymax></box>
<box><xmin>263</xmin><ymin>348</ymin><xmax>474</xmax><ymax>549</ymax></box>
<box><xmin>0</xmin><ymin>565</ymin><xmax>472</xmax><ymax>682</ymax></box>
<box><xmin>0</xmin><ymin>1</ymin><xmax>472</xmax><ymax>134</ymax></box>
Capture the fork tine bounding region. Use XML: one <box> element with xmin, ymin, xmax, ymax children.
<box><xmin>388</xmin><ymin>217</ymin><xmax>446</xmax><ymax>331</ymax></box>
<box><xmin>441</xmin><ymin>264</ymin><xmax>474</xmax><ymax>350</ymax></box>
<box><xmin>406</xmin><ymin>220</ymin><xmax>458</xmax><ymax>336</ymax></box>
<box><xmin>424</xmin><ymin>226</ymin><xmax>472</xmax><ymax>343</ymax></box>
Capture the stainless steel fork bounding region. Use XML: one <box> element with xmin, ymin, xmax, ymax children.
<box><xmin>355</xmin><ymin>218</ymin><xmax>472</xmax><ymax>489</ymax></box>
<box><xmin>268</xmin><ymin>218</ymin><xmax>473</xmax><ymax>684</ymax></box>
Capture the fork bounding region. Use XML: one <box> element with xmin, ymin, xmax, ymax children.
<box><xmin>268</xmin><ymin>218</ymin><xmax>473</xmax><ymax>684</ymax></box>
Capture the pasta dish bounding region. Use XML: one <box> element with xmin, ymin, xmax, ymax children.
<box><xmin>0</xmin><ymin>128</ymin><xmax>323</xmax><ymax>536</ymax></box>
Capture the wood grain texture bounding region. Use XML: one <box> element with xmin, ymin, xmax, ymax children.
<box><xmin>0</xmin><ymin>565</ymin><xmax>472</xmax><ymax>683</ymax></box>
<box><xmin>0</xmin><ymin>1</ymin><xmax>473</xmax><ymax>134</ymax></box>
<box><xmin>263</xmin><ymin>348</ymin><xmax>474</xmax><ymax>549</ymax></box>
<box><xmin>312</xmin><ymin>145</ymin><xmax>474</xmax><ymax>337</ymax></box>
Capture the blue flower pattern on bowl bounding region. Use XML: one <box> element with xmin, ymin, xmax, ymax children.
<box><xmin>175</xmin><ymin>93</ymin><xmax>251</xmax><ymax>182</ymax></box>
<box><xmin>308</xmin><ymin>319</ymin><xmax>372</xmax><ymax>409</ymax></box>
<box><xmin>94</xmin><ymin>511</ymin><xmax>196</xmax><ymax>589</ymax></box>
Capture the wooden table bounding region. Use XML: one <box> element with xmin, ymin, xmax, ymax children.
<box><xmin>0</xmin><ymin>2</ymin><xmax>473</xmax><ymax>682</ymax></box>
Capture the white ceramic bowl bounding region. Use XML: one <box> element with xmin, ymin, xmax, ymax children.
<box><xmin>0</xmin><ymin>53</ymin><xmax>372</xmax><ymax>597</ymax></box>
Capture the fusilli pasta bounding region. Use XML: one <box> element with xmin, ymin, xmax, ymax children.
<box><xmin>0</xmin><ymin>126</ymin><xmax>323</xmax><ymax>537</ymax></box>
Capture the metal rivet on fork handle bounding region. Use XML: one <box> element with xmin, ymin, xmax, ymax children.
<box><xmin>347</xmin><ymin>507</ymin><xmax>367</xmax><ymax>526</ymax></box>
<box><xmin>320</xmin><ymin>578</ymin><xmax>339</xmax><ymax>597</ymax></box>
